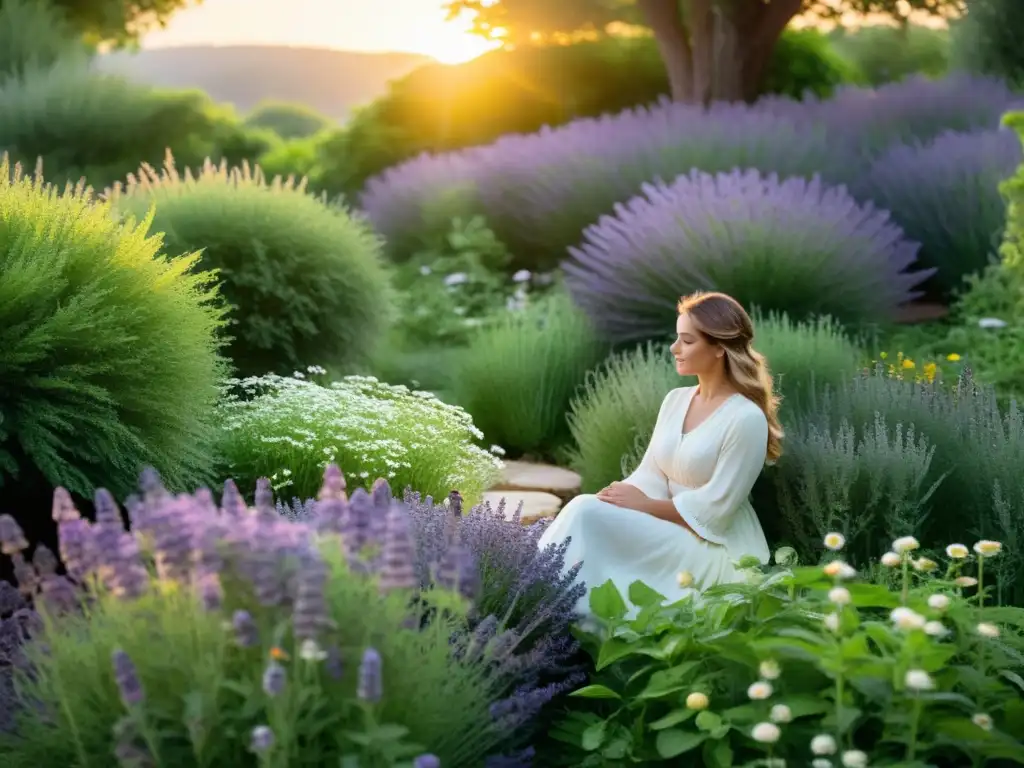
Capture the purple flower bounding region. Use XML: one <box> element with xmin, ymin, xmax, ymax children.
<box><xmin>413</xmin><ymin>755</ymin><xmax>441</xmax><ymax>768</ymax></box>
<box><xmin>57</xmin><ymin>517</ymin><xmax>94</xmax><ymax>581</ymax></box>
<box><xmin>0</xmin><ymin>515</ymin><xmax>28</xmax><ymax>555</ymax></box>
<box><xmin>262</xmin><ymin>660</ymin><xmax>286</xmax><ymax>697</ymax></box>
<box><xmin>254</xmin><ymin>477</ymin><xmax>275</xmax><ymax>516</ymax></box>
<box><xmin>378</xmin><ymin>503</ymin><xmax>417</xmax><ymax>594</ymax></box>
<box><xmin>196</xmin><ymin>571</ymin><xmax>223</xmax><ymax>612</ymax></box>
<box><xmin>231</xmin><ymin>610</ymin><xmax>260</xmax><ymax>648</ymax></box>
<box><xmin>112</xmin><ymin>649</ymin><xmax>144</xmax><ymax>707</ymax></box>
<box><xmin>325</xmin><ymin>644</ymin><xmax>343</xmax><ymax>680</ymax></box>
<box><xmin>293</xmin><ymin>553</ymin><xmax>333</xmax><ymax>640</ymax></box>
<box><xmin>249</xmin><ymin>724</ymin><xmax>275</xmax><ymax>753</ymax></box>
<box><xmin>565</xmin><ymin>169</ymin><xmax>932</xmax><ymax>341</ymax></box>
<box><xmin>357</xmin><ymin>647</ymin><xmax>383</xmax><ymax>704</ymax></box>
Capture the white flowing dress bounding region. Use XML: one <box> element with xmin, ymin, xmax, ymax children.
<box><xmin>539</xmin><ymin>386</ymin><xmax>771</xmax><ymax>613</ymax></box>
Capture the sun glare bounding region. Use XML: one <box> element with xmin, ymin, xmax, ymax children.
<box><xmin>417</xmin><ymin>11</ymin><xmax>501</xmax><ymax>65</ymax></box>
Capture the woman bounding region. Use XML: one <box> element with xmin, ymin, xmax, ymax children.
<box><xmin>539</xmin><ymin>291</ymin><xmax>783</xmax><ymax>613</ymax></box>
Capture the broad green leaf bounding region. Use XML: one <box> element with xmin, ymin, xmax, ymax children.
<box><xmin>704</xmin><ymin>737</ymin><xmax>734</xmax><ymax>767</ymax></box>
<box><xmin>783</xmin><ymin>695</ymin><xmax>833</xmax><ymax>719</ymax></box>
<box><xmin>629</xmin><ymin>580</ymin><xmax>666</xmax><ymax>608</ymax></box>
<box><xmin>570</xmin><ymin>684</ymin><xmax>622</xmax><ymax>700</ymax></box>
<box><xmin>1000</xmin><ymin>669</ymin><xmax>1024</xmax><ymax>695</ymax></box>
<box><xmin>637</xmin><ymin>661</ymin><xmax>702</xmax><ymax>700</ymax></box>
<box><xmin>649</xmin><ymin>708</ymin><xmax>696</xmax><ymax>730</ymax></box>
<box><xmin>596</xmin><ymin>638</ymin><xmax>636</xmax><ymax>670</ymax></box>
<box><xmin>932</xmin><ymin>718</ymin><xmax>1024</xmax><ymax>761</ymax></box>
<box><xmin>655</xmin><ymin>728</ymin><xmax>707</xmax><ymax>758</ymax></box>
<box><xmin>581</xmin><ymin>721</ymin><xmax>607</xmax><ymax>752</ymax></box>
<box><xmin>590</xmin><ymin>580</ymin><xmax>628</xmax><ymax>621</ymax></box>
<box><xmin>695</xmin><ymin>711</ymin><xmax>723</xmax><ymax>732</ymax></box>
<box><xmin>845</xmin><ymin>582</ymin><xmax>902</xmax><ymax>608</ymax></box>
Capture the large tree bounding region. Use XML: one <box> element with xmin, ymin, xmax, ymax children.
<box><xmin>0</xmin><ymin>0</ymin><xmax>198</xmax><ymax>45</ymax></box>
<box><xmin>446</xmin><ymin>0</ymin><xmax>963</xmax><ymax>103</ymax></box>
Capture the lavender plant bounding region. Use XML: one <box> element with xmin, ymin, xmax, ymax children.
<box><xmin>0</xmin><ymin>466</ymin><xmax>577</xmax><ymax>767</ymax></box>
<box><xmin>855</xmin><ymin>128</ymin><xmax>1022</xmax><ymax>297</ymax></box>
<box><xmin>552</xmin><ymin>534</ymin><xmax>1024</xmax><ymax>766</ymax></box>
<box><xmin>564</xmin><ymin>169</ymin><xmax>931</xmax><ymax>343</ymax></box>
<box><xmin>217</xmin><ymin>372</ymin><xmax>503</xmax><ymax>505</ymax></box>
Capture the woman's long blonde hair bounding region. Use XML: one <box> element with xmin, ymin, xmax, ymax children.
<box><xmin>677</xmin><ymin>291</ymin><xmax>784</xmax><ymax>463</ymax></box>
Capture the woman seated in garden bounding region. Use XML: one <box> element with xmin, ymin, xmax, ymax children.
<box><xmin>539</xmin><ymin>291</ymin><xmax>781</xmax><ymax>612</ymax></box>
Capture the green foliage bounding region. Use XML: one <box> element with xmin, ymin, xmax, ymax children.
<box><xmin>107</xmin><ymin>158</ymin><xmax>392</xmax><ymax>378</ymax></box>
<box><xmin>315</xmin><ymin>30</ymin><xmax>857</xmax><ymax>198</ymax></box>
<box><xmin>770</xmin><ymin>369</ymin><xmax>1024</xmax><ymax>605</ymax></box>
<box><xmin>0</xmin><ymin>155</ymin><xmax>226</xmax><ymax>498</ymax></box>
<box><xmin>951</xmin><ymin>0</ymin><xmax>1024</xmax><ymax>88</ymax></box>
<box><xmin>245</xmin><ymin>101</ymin><xmax>334</xmax><ymax>140</ymax></box>
<box><xmin>44</xmin><ymin>0</ymin><xmax>192</xmax><ymax>45</ymax></box>
<box><xmin>0</xmin><ymin>61</ymin><xmax>275</xmax><ymax>190</ymax></box>
<box><xmin>552</xmin><ymin>543</ymin><xmax>1024</xmax><ymax>766</ymax></box>
<box><xmin>217</xmin><ymin>372</ymin><xmax>503</xmax><ymax>504</ymax></box>
<box><xmin>0</xmin><ymin>0</ymin><xmax>88</xmax><ymax>79</ymax></box>
<box><xmin>256</xmin><ymin>135</ymin><xmax>323</xmax><ymax>181</ymax></box>
<box><xmin>828</xmin><ymin>23</ymin><xmax>950</xmax><ymax>86</ymax></box>
<box><xmin>447</xmin><ymin>291</ymin><xmax>607</xmax><ymax>459</ymax></box>
<box><xmin>566</xmin><ymin>314</ymin><xmax>863</xmax><ymax>493</ymax></box>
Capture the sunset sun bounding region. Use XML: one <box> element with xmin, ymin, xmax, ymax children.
<box><xmin>415</xmin><ymin>12</ymin><xmax>501</xmax><ymax>64</ymax></box>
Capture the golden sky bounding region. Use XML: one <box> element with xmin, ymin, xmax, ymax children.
<box><xmin>142</xmin><ymin>0</ymin><xmax>500</xmax><ymax>63</ymax></box>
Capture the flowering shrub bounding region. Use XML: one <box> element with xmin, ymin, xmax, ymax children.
<box><xmin>768</xmin><ymin>369</ymin><xmax>1024</xmax><ymax>603</ymax></box>
<box><xmin>447</xmin><ymin>291</ymin><xmax>606</xmax><ymax>458</ymax></box>
<box><xmin>551</xmin><ymin>535</ymin><xmax>1024</xmax><ymax>766</ymax></box>
<box><xmin>363</xmin><ymin>102</ymin><xmax>841</xmax><ymax>273</ymax></box>
<box><xmin>217</xmin><ymin>373</ymin><xmax>503</xmax><ymax>505</ymax></box>
<box><xmin>564</xmin><ymin>169</ymin><xmax>931</xmax><ymax>343</ymax></box>
<box><xmin>0</xmin><ymin>155</ymin><xmax>226</xmax><ymax>501</ymax></box>
<box><xmin>106</xmin><ymin>156</ymin><xmax>392</xmax><ymax>378</ymax></box>
<box><xmin>0</xmin><ymin>467</ymin><xmax>577</xmax><ymax>766</ymax></box>
<box><xmin>856</xmin><ymin>128</ymin><xmax>1022</xmax><ymax>298</ymax></box>
<box><xmin>566</xmin><ymin>313</ymin><xmax>863</xmax><ymax>493</ymax></box>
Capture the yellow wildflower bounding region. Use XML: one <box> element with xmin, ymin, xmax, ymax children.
<box><xmin>879</xmin><ymin>351</ymin><xmax>888</xmax><ymax>360</ymax></box>
<box><xmin>902</xmin><ymin>358</ymin><xmax>916</xmax><ymax>370</ymax></box>
<box><xmin>923</xmin><ymin>362</ymin><xmax>937</xmax><ymax>382</ymax></box>
<box><xmin>947</xmin><ymin>353</ymin><xmax>961</xmax><ymax>362</ymax></box>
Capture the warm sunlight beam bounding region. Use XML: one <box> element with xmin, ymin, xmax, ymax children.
<box><xmin>413</xmin><ymin>10</ymin><xmax>501</xmax><ymax>64</ymax></box>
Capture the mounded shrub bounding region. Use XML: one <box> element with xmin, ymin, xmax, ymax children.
<box><xmin>828</xmin><ymin>23</ymin><xmax>950</xmax><ymax>86</ymax></box>
<box><xmin>446</xmin><ymin>291</ymin><xmax>607</xmax><ymax>459</ymax></box>
<box><xmin>769</xmin><ymin>370</ymin><xmax>1024</xmax><ymax>604</ymax></box>
<box><xmin>563</xmin><ymin>169</ymin><xmax>931</xmax><ymax>343</ymax></box>
<box><xmin>0</xmin><ymin>62</ymin><xmax>275</xmax><ymax>190</ymax></box>
<box><xmin>320</xmin><ymin>29</ymin><xmax>856</xmax><ymax>198</ymax></box>
<box><xmin>244</xmin><ymin>100</ymin><xmax>334</xmax><ymax>140</ymax></box>
<box><xmin>856</xmin><ymin>128</ymin><xmax>1022</xmax><ymax>299</ymax></box>
<box><xmin>0</xmin><ymin>156</ymin><xmax>226</xmax><ymax>500</ymax></box>
<box><xmin>106</xmin><ymin>158</ymin><xmax>392</xmax><ymax>378</ymax></box>
<box><xmin>217</xmin><ymin>372</ymin><xmax>503</xmax><ymax>505</ymax></box>
<box><xmin>362</xmin><ymin>103</ymin><xmax>845</xmax><ymax>271</ymax></box>
<box><xmin>0</xmin><ymin>466</ymin><xmax>580</xmax><ymax>766</ymax></box>
<box><xmin>566</xmin><ymin>313</ymin><xmax>863</xmax><ymax>493</ymax></box>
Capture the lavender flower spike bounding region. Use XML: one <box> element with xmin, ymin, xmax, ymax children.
<box><xmin>249</xmin><ymin>725</ymin><xmax>275</xmax><ymax>753</ymax></box>
<box><xmin>112</xmin><ymin>649</ymin><xmax>144</xmax><ymax>707</ymax></box>
<box><xmin>262</xmin><ymin>660</ymin><xmax>286</xmax><ymax>697</ymax></box>
<box><xmin>232</xmin><ymin>610</ymin><xmax>260</xmax><ymax>648</ymax></box>
<box><xmin>357</xmin><ymin>647</ymin><xmax>383</xmax><ymax>704</ymax></box>
<box><xmin>0</xmin><ymin>514</ymin><xmax>28</xmax><ymax>555</ymax></box>
<box><xmin>414</xmin><ymin>755</ymin><xmax>441</xmax><ymax>768</ymax></box>
<box><xmin>379</xmin><ymin>503</ymin><xmax>417</xmax><ymax>594</ymax></box>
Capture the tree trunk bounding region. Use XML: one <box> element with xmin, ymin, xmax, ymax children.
<box><xmin>637</xmin><ymin>0</ymin><xmax>694</xmax><ymax>102</ymax></box>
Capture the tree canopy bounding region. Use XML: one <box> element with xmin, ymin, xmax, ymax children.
<box><xmin>2</xmin><ymin>0</ymin><xmax>199</xmax><ymax>45</ymax></box>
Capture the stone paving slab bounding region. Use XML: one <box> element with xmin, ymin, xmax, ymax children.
<box><xmin>491</xmin><ymin>461</ymin><xmax>581</xmax><ymax>502</ymax></box>
<box><xmin>481</xmin><ymin>490</ymin><xmax>562</xmax><ymax>525</ymax></box>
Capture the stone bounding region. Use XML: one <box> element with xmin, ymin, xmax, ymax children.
<box><xmin>492</xmin><ymin>461</ymin><xmax>581</xmax><ymax>501</ymax></box>
<box><xmin>481</xmin><ymin>490</ymin><xmax>562</xmax><ymax>525</ymax></box>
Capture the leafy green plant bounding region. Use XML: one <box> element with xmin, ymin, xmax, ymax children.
<box><xmin>0</xmin><ymin>0</ymin><xmax>87</xmax><ymax>80</ymax></box>
<box><xmin>951</xmin><ymin>0</ymin><xmax>1024</xmax><ymax>88</ymax></box>
<box><xmin>245</xmin><ymin>101</ymin><xmax>334</xmax><ymax>140</ymax></box>
<box><xmin>0</xmin><ymin>61</ymin><xmax>271</xmax><ymax>190</ymax></box>
<box><xmin>106</xmin><ymin>157</ymin><xmax>392</xmax><ymax>378</ymax></box>
<box><xmin>217</xmin><ymin>372</ymin><xmax>502</xmax><ymax>504</ymax></box>
<box><xmin>829</xmin><ymin>23</ymin><xmax>950</xmax><ymax>86</ymax></box>
<box><xmin>447</xmin><ymin>290</ymin><xmax>607</xmax><ymax>460</ymax></box>
<box><xmin>566</xmin><ymin>313</ymin><xmax>863</xmax><ymax>493</ymax></box>
<box><xmin>551</xmin><ymin>536</ymin><xmax>1024</xmax><ymax>766</ymax></box>
<box><xmin>0</xmin><ymin>154</ymin><xmax>226</xmax><ymax>499</ymax></box>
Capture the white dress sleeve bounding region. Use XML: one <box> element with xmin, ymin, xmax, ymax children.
<box><xmin>620</xmin><ymin>389</ymin><xmax>681</xmax><ymax>500</ymax></box>
<box><xmin>671</xmin><ymin>406</ymin><xmax>768</xmax><ymax>546</ymax></box>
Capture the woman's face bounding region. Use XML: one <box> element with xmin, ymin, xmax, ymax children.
<box><xmin>670</xmin><ymin>312</ymin><xmax>722</xmax><ymax>377</ymax></box>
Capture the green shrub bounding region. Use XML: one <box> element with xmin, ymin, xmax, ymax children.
<box><xmin>553</xmin><ymin>540</ymin><xmax>1024</xmax><ymax>765</ymax></box>
<box><xmin>106</xmin><ymin>157</ymin><xmax>392</xmax><ymax>378</ymax></box>
<box><xmin>0</xmin><ymin>0</ymin><xmax>86</xmax><ymax>79</ymax></box>
<box><xmin>829</xmin><ymin>23</ymin><xmax>950</xmax><ymax>86</ymax></box>
<box><xmin>447</xmin><ymin>291</ymin><xmax>607</xmax><ymax>460</ymax></box>
<box><xmin>566</xmin><ymin>314</ymin><xmax>864</xmax><ymax>493</ymax></box>
<box><xmin>0</xmin><ymin>155</ymin><xmax>226</xmax><ymax>499</ymax></box>
<box><xmin>771</xmin><ymin>369</ymin><xmax>1024</xmax><ymax>604</ymax></box>
<box><xmin>951</xmin><ymin>0</ymin><xmax>1024</xmax><ymax>88</ymax></box>
<box><xmin>245</xmin><ymin>100</ymin><xmax>334</xmax><ymax>139</ymax></box>
<box><xmin>256</xmin><ymin>134</ymin><xmax>323</xmax><ymax>181</ymax></box>
<box><xmin>315</xmin><ymin>30</ymin><xmax>857</xmax><ymax>198</ymax></box>
<box><xmin>217</xmin><ymin>372</ymin><xmax>502</xmax><ymax>504</ymax></box>
<box><xmin>0</xmin><ymin>62</ymin><xmax>274</xmax><ymax>190</ymax></box>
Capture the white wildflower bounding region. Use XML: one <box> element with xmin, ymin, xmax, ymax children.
<box><xmin>774</xmin><ymin>546</ymin><xmax>798</xmax><ymax>566</ymax></box>
<box><xmin>511</xmin><ymin>269</ymin><xmax>532</xmax><ymax>282</ymax></box>
<box><xmin>824</xmin><ymin>532</ymin><xmax>846</xmax><ymax>551</ymax></box>
<box><xmin>751</xmin><ymin>722</ymin><xmax>781</xmax><ymax>744</ymax></box>
<box><xmin>812</xmin><ymin>761</ymin><xmax>832</xmax><ymax>768</ymax></box>
<box><xmin>893</xmin><ymin>536</ymin><xmax>920</xmax><ymax>553</ymax></box>
<box><xmin>972</xmin><ymin>713</ymin><xmax>993</xmax><ymax>731</ymax></box>
<box><xmin>946</xmin><ymin>543</ymin><xmax>969</xmax><ymax>559</ymax></box>
<box><xmin>976</xmin><ymin>622</ymin><xmax>1000</xmax><ymax>638</ymax></box>
<box><xmin>823</xmin><ymin>560</ymin><xmax>857</xmax><ymax>580</ymax></box>
<box><xmin>973</xmin><ymin>540</ymin><xmax>1002</xmax><ymax>557</ymax></box>
<box><xmin>811</xmin><ymin>734</ymin><xmax>837</xmax><ymax>755</ymax></box>
<box><xmin>829</xmin><ymin>587</ymin><xmax>852</xmax><ymax>606</ymax></box>
<box><xmin>298</xmin><ymin>639</ymin><xmax>327</xmax><ymax>662</ymax></box>
<box><xmin>890</xmin><ymin>607</ymin><xmax>926</xmax><ymax>631</ymax></box>
<box><xmin>444</xmin><ymin>272</ymin><xmax>469</xmax><ymax>287</ymax></box>
<box><xmin>913</xmin><ymin>557</ymin><xmax>938</xmax><ymax>572</ymax></box>
<box><xmin>419</xmin><ymin>265</ymin><xmax>432</xmax><ymax>275</ymax></box>
<box><xmin>841</xmin><ymin>749</ymin><xmax>869</xmax><ymax>768</ymax></box>
<box><xmin>927</xmin><ymin>594</ymin><xmax>950</xmax><ymax>611</ymax></box>
<box><xmin>759</xmin><ymin>659</ymin><xmax>781</xmax><ymax>680</ymax></box>
<box><xmin>824</xmin><ymin>612</ymin><xmax>841</xmax><ymax>632</ymax></box>
<box><xmin>880</xmin><ymin>551</ymin><xmax>902</xmax><ymax>567</ymax></box>
<box><xmin>978</xmin><ymin>317</ymin><xmax>1008</xmax><ymax>329</ymax></box>
<box><xmin>924</xmin><ymin>620</ymin><xmax>948</xmax><ymax>637</ymax></box>
<box><xmin>955</xmin><ymin>576</ymin><xmax>979</xmax><ymax>588</ymax></box>
<box><xmin>747</xmin><ymin>681</ymin><xmax>773</xmax><ymax>700</ymax></box>
<box><xmin>904</xmin><ymin>669</ymin><xmax>934</xmax><ymax>691</ymax></box>
<box><xmin>770</xmin><ymin>703</ymin><xmax>792</xmax><ymax>723</ymax></box>
<box><xmin>685</xmin><ymin>692</ymin><xmax>709</xmax><ymax>710</ymax></box>
<box><xmin>677</xmin><ymin>571</ymin><xmax>694</xmax><ymax>588</ymax></box>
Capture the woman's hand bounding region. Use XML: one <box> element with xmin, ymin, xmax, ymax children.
<box><xmin>596</xmin><ymin>482</ymin><xmax>650</xmax><ymax>510</ymax></box>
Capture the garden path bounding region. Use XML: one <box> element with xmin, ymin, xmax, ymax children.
<box><xmin>484</xmin><ymin>460</ymin><xmax>581</xmax><ymax>525</ymax></box>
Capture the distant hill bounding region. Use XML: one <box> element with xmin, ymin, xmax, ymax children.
<box><xmin>94</xmin><ymin>45</ymin><xmax>433</xmax><ymax>122</ymax></box>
